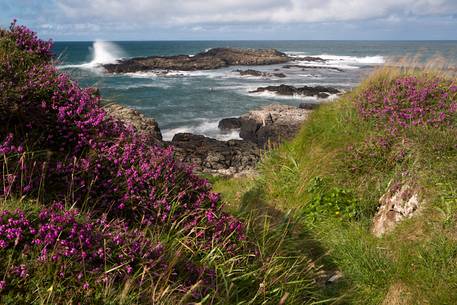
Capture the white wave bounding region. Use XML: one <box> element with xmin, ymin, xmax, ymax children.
<box><xmin>286</xmin><ymin>52</ymin><xmax>385</xmax><ymax>70</ymax></box>
<box><xmin>162</xmin><ymin>119</ymin><xmax>241</xmax><ymax>141</ymax></box>
<box><xmin>248</xmin><ymin>88</ymin><xmax>344</xmax><ymax>101</ymax></box>
<box><xmin>125</xmin><ymin>69</ymin><xmax>227</xmax><ymax>79</ymax></box>
<box><xmin>106</xmin><ymin>83</ymin><xmax>171</xmax><ymax>90</ymax></box>
<box><xmin>248</xmin><ymin>90</ymin><xmax>318</xmax><ymax>101</ymax></box>
<box><xmin>317</xmin><ymin>54</ymin><xmax>385</xmax><ymax>65</ymax></box>
<box><xmin>58</xmin><ymin>41</ymin><xmax>125</xmax><ymax>71</ymax></box>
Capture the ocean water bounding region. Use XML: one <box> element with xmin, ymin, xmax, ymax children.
<box><xmin>53</xmin><ymin>41</ymin><xmax>457</xmax><ymax>140</ymax></box>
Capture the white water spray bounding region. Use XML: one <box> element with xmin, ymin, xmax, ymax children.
<box><xmin>58</xmin><ymin>40</ymin><xmax>125</xmax><ymax>70</ymax></box>
<box><xmin>88</xmin><ymin>40</ymin><xmax>124</xmax><ymax>66</ymax></box>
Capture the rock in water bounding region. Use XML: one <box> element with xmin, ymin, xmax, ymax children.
<box><xmin>239</xmin><ymin>104</ymin><xmax>310</xmax><ymax>147</ymax></box>
<box><xmin>103</xmin><ymin>103</ymin><xmax>162</xmax><ymax>144</ymax></box>
<box><xmin>218</xmin><ymin>118</ymin><xmax>242</xmax><ymax>130</ymax></box>
<box><xmin>103</xmin><ymin>48</ymin><xmax>291</xmax><ymax>73</ymax></box>
<box><xmin>249</xmin><ymin>84</ymin><xmax>341</xmax><ymax>99</ymax></box>
<box><xmin>234</xmin><ymin>69</ymin><xmax>287</xmax><ymax>78</ymax></box>
<box><xmin>282</xmin><ymin>64</ymin><xmax>344</xmax><ymax>72</ymax></box>
<box><xmin>170</xmin><ymin>133</ymin><xmax>261</xmax><ymax>176</ymax></box>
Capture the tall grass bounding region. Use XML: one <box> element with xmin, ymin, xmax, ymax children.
<box><xmin>215</xmin><ymin>65</ymin><xmax>457</xmax><ymax>304</ymax></box>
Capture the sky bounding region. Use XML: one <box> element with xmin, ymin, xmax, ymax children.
<box><xmin>1</xmin><ymin>0</ymin><xmax>457</xmax><ymax>41</ymax></box>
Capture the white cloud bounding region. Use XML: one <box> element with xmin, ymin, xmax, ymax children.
<box><xmin>56</xmin><ymin>0</ymin><xmax>457</xmax><ymax>25</ymax></box>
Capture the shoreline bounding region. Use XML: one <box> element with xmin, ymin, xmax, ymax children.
<box><xmin>105</xmin><ymin>100</ymin><xmax>327</xmax><ymax>176</ymax></box>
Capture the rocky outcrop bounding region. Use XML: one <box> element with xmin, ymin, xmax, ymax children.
<box><xmin>103</xmin><ymin>103</ymin><xmax>162</xmax><ymax>144</ymax></box>
<box><xmin>250</xmin><ymin>84</ymin><xmax>341</xmax><ymax>99</ymax></box>
<box><xmin>372</xmin><ymin>180</ymin><xmax>421</xmax><ymax>237</ymax></box>
<box><xmin>170</xmin><ymin>133</ymin><xmax>261</xmax><ymax>176</ymax></box>
<box><xmin>104</xmin><ymin>103</ymin><xmax>313</xmax><ymax>176</ymax></box>
<box><xmin>297</xmin><ymin>56</ymin><xmax>327</xmax><ymax>62</ymax></box>
<box><xmin>218</xmin><ymin>118</ymin><xmax>242</xmax><ymax>130</ymax></box>
<box><xmin>283</xmin><ymin>65</ymin><xmax>344</xmax><ymax>72</ymax></box>
<box><xmin>238</xmin><ymin>104</ymin><xmax>310</xmax><ymax>147</ymax></box>
<box><xmin>234</xmin><ymin>69</ymin><xmax>287</xmax><ymax>78</ymax></box>
<box><xmin>103</xmin><ymin>48</ymin><xmax>291</xmax><ymax>73</ymax></box>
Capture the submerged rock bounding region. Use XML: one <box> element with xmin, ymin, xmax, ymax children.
<box><xmin>103</xmin><ymin>48</ymin><xmax>291</xmax><ymax>73</ymax></box>
<box><xmin>283</xmin><ymin>64</ymin><xmax>344</xmax><ymax>72</ymax></box>
<box><xmin>170</xmin><ymin>133</ymin><xmax>261</xmax><ymax>176</ymax></box>
<box><xmin>239</xmin><ymin>104</ymin><xmax>310</xmax><ymax>147</ymax></box>
<box><xmin>249</xmin><ymin>84</ymin><xmax>341</xmax><ymax>99</ymax></box>
<box><xmin>299</xmin><ymin>56</ymin><xmax>327</xmax><ymax>62</ymax></box>
<box><xmin>234</xmin><ymin>69</ymin><xmax>287</xmax><ymax>78</ymax></box>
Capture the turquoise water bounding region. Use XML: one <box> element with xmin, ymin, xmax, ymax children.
<box><xmin>53</xmin><ymin>41</ymin><xmax>457</xmax><ymax>140</ymax></box>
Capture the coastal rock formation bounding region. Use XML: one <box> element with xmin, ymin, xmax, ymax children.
<box><xmin>103</xmin><ymin>48</ymin><xmax>291</xmax><ymax>73</ymax></box>
<box><xmin>104</xmin><ymin>103</ymin><xmax>313</xmax><ymax>175</ymax></box>
<box><xmin>218</xmin><ymin>117</ymin><xmax>242</xmax><ymax>130</ymax></box>
<box><xmin>283</xmin><ymin>64</ymin><xmax>344</xmax><ymax>72</ymax></box>
<box><xmin>372</xmin><ymin>180</ymin><xmax>421</xmax><ymax>237</ymax></box>
<box><xmin>238</xmin><ymin>104</ymin><xmax>310</xmax><ymax>147</ymax></box>
<box><xmin>170</xmin><ymin>133</ymin><xmax>261</xmax><ymax>176</ymax></box>
<box><xmin>103</xmin><ymin>103</ymin><xmax>163</xmax><ymax>144</ymax></box>
<box><xmin>297</xmin><ymin>56</ymin><xmax>327</xmax><ymax>62</ymax></box>
<box><xmin>250</xmin><ymin>84</ymin><xmax>341</xmax><ymax>99</ymax></box>
<box><xmin>234</xmin><ymin>69</ymin><xmax>287</xmax><ymax>78</ymax></box>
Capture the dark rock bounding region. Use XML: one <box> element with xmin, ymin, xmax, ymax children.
<box><xmin>103</xmin><ymin>103</ymin><xmax>162</xmax><ymax>144</ymax></box>
<box><xmin>103</xmin><ymin>48</ymin><xmax>291</xmax><ymax>73</ymax></box>
<box><xmin>282</xmin><ymin>64</ymin><xmax>344</xmax><ymax>72</ymax></box>
<box><xmin>218</xmin><ymin>118</ymin><xmax>241</xmax><ymax>130</ymax></box>
<box><xmin>170</xmin><ymin>133</ymin><xmax>261</xmax><ymax>176</ymax></box>
<box><xmin>249</xmin><ymin>84</ymin><xmax>340</xmax><ymax>98</ymax></box>
<box><xmin>239</xmin><ymin>104</ymin><xmax>310</xmax><ymax>147</ymax></box>
<box><xmin>291</xmin><ymin>56</ymin><xmax>327</xmax><ymax>62</ymax></box>
<box><xmin>234</xmin><ymin>69</ymin><xmax>287</xmax><ymax>78</ymax></box>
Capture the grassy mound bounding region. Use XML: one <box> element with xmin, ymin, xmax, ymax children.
<box><xmin>0</xmin><ymin>22</ymin><xmax>319</xmax><ymax>304</ymax></box>
<box><xmin>215</xmin><ymin>67</ymin><xmax>457</xmax><ymax>304</ymax></box>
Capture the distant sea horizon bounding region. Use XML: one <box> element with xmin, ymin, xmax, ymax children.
<box><xmin>54</xmin><ymin>40</ymin><xmax>457</xmax><ymax>140</ymax></box>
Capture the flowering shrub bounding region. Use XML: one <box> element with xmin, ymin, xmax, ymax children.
<box><xmin>0</xmin><ymin>203</ymin><xmax>164</xmax><ymax>290</ymax></box>
<box><xmin>8</xmin><ymin>20</ymin><xmax>53</xmax><ymax>60</ymax></box>
<box><xmin>0</xmin><ymin>203</ymin><xmax>218</xmax><ymax>301</ymax></box>
<box><xmin>357</xmin><ymin>75</ymin><xmax>457</xmax><ymax>133</ymax></box>
<box><xmin>0</xmin><ymin>22</ymin><xmax>244</xmax><ymax>252</ymax></box>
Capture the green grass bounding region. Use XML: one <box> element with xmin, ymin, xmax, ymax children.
<box><xmin>214</xmin><ymin>67</ymin><xmax>457</xmax><ymax>304</ymax></box>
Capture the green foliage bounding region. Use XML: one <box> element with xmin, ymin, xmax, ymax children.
<box><xmin>216</xmin><ymin>67</ymin><xmax>457</xmax><ymax>304</ymax></box>
<box><xmin>303</xmin><ymin>177</ymin><xmax>358</xmax><ymax>222</ymax></box>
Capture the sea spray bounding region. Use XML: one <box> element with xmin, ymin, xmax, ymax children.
<box><xmin>89</xmin><ymin>40</ymin><xmax>125</xmax><ymax>65</ymax></box>
<box><xmin>58</xmin><ymin>40</ymin><xmax>125</xmax><ymax>70</ymax></box>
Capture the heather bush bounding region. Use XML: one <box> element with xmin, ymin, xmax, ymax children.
<box><xmin>357</xmin><ymin>73</ymin><xmax>457</xmax><ymax>133</ymax></box>
<box><xmin>0</xmin><ymin>22</ymin><xmax>244</xmax><ymax>251</ymax></box>
<box><xmin>0</xmin><ymin>22</ymin><xmax>322</xmax><ymax>304</ymax></box>
<box><xmin>0</xmin><ymin>203</ymin><xmax>220</xmax><ymax>303</ymax></box>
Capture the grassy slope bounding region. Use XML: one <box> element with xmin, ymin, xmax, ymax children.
<box><xmin>214</xmin><ymin>68</ymin><xmax>457</xmax><ymax>304</ymax></box>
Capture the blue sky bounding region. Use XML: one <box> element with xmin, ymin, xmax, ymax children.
<box><xmin>1</xmin><ymin>0</ymin><xmax>457</xmax><ymax>40</ymax></box>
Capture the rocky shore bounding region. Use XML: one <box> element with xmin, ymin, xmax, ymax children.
<box><xmin>234</xmin><ymin>69</ymin><xmax>287</xmax><ymax>78</ymax></box>
<box><xmin>105</xmin><ymin>102</ymin><xmax>314</xmax><ymax>176</ymax></box>
<box><xmin>250</xmin><ymin>84</ymin><xmax>341</xmax><ymax>99</ymax></box>
<box><xmin>103</xmin><ymin>48</ymin><xmax>291</xmax><ymax>73</ymax></box>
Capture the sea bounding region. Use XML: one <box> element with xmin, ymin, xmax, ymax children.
<box><xmin>53</xmin><ymin>41</ymin><xmax>457</xmax><ymax>140</ymax></box>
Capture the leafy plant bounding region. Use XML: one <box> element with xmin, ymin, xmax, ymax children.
<box><xmin>303</xmin><ymin>177</ymin><xmax>358</xmax><ymax>222</ymax></box>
